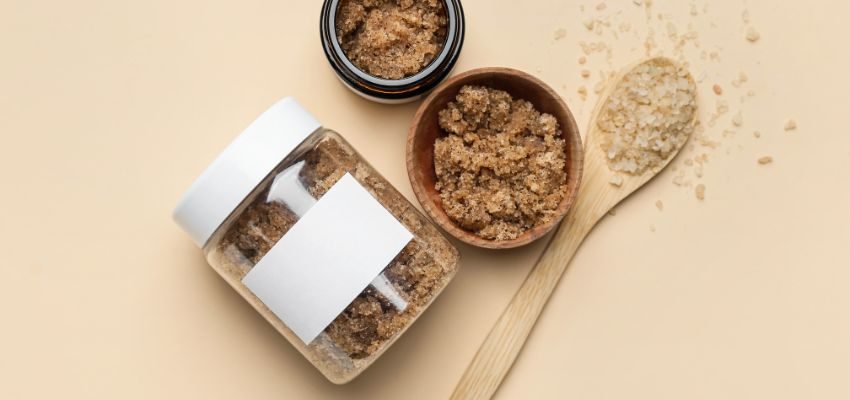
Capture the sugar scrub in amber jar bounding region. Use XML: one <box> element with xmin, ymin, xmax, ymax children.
<box><xmin>173</xmin><ymin>98</ymin><xmax>460</xmax><ymax>383</ymax></box>
<box><xmin>320</xmin><ymin>0</ymin><xmax>465</xmax><ymax>103</ymax></box>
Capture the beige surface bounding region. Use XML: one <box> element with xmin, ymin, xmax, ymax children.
<box><xmin>1</xmin><ymin>0</ymin><xmax>848</xmax><ymax>399</ymax></box>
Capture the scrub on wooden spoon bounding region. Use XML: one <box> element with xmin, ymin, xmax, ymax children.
<box><xmin>599</xmin><ymin>58</ymin><xmax>697</xmax><ymax>177</ymax></box>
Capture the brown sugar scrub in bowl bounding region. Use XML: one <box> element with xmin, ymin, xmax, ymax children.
<box><xmin>336</xmin><ymin>0</ymin><xmax>448</xmax><ymax>80</ymax></box>
<box><xmin>406</xmin><ymin>68</ymin><xmax>583</xmax><ymax>249</ymax></box>
<box><xmin>434</xmin><ymin>86</ymin><xmax>569</xmax><ymax>241</ymax></box>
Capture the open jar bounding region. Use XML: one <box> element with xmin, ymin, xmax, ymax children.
<box><xmin>320</xmin><ymin>0</ymin><xmax>465</xmax><ymax>104</ymax></box>
<box><xmin>173</xmin><ymin>98</ymin><xmax>460</xmax><ymax>383</ymax></box>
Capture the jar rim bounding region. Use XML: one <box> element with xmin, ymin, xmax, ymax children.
<box><xmin>321</xmin><ymin>0</ymin><xmax>465</xmax><ymax>99</ymax></box>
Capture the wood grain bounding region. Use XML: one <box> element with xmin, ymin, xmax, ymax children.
<box><xmin>449</xmin><ymin>57</ymin><xmax>695</xmax><ymax>400</ymax></box>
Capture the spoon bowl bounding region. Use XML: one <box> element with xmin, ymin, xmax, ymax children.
<box><xmin>580</xmin><ymin>57</ymin><xmax>698</xmax><ymax>210</ymax></box>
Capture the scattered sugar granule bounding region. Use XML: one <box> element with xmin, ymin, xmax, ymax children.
<box><xmin>594</xmin><ymin>23</ymin><xmax>604</xmax><ymax>36</ymax></box>
<box><xmin>784</xmin><ymin>119</ymin><xmax>797</xmax><ymax>131</ymax></box>
<box><xmin>579</xmin><ymin>41</ymin><xmax>609</xmax><ymax>55</ymax></box>
<box><xmin>598</xmin><ymin>58</ymin><xmax>697</xmax><ymax>175</ymax></box>
<box><xmin>633</xmin><ymin>0</ymin><xmax>643</xmax><ymax>5</ymax></box>
<box><xmin>732</xmin><ymin>112</ymin><xmax>743</xmax><ymax>127</ymax></box>
<box><xmin>690</xmin><ymin>4</ymin><xmax>698</xmax><ymax>16</ymax></box>
<box><xmin>596</xmin><ymin>2</ymin><xmax>607</xmax><ymax>11</ymax></box>
<box><xmin>758</xmin><ymin>156</ymin><xmax>774</xmax><ymax>165</ymax></box>
<box><xmin>665</xmin><ymin>21</ymin><xmax>677</xmax><ymax>38</ymax></box>
<box><xmin>754</xmin><ymin>130</ymin><xmax>761</xmax><ymax>138</ymax></box>
<box><xmin>695</xmin><ymin>184</ymin><xmax>706</xmax><ymax>200</ymax></box>
<box><xmin>583</xmin><ymin>19</ymin><xmax>595</xmax><ymax>30</ymax></box>
<box><xmin>717</xmin><ymin>100</ymin><xmax>729</xmax><ymax>114</ymax></box>
<box><xmin>578</xmin><ymin>56</ymin><xmax>587</xmax><ymax>64</ymax></box>
<box><xmin>731</xmin><ymin>71</ymin><xmax>749</xmax><ymax>88</ymax></box>
<box><xmin>554</xmin><ymin>28</ymin><xmax>567</xmax><ymax>40</ymax></box>
<box><xmin>581</xmin><ymin>69</ymin><xmax>591</xmax><ymax>78</ymax></box>
<box><xmin>609</xmin><ymin>175</ymin><xmax>624</xmax><ymax>187</ymax></box>
<box><xmin>650</xmin><ymin>224</ymin><xmax>656</xmax><ymax>233</ymax></box>
<box><xmin>655</xmin><ymin>200</ymin><xmax>664</xmax><ymax>211</ymax></box>
<box><xmin>746</xmin><ymin>27</ymin><xmax>761</xmax><ymax>42</ymax></box>
<box><xmin>713</xmin><ymin>84</ymin><xmax>723</xmax><ymax>95</ymax></box>
<box><xmin>577</xmin><ymin>86</ymin><xmax>588</xmax><ymax>101</ymax></box>
<box><xmin>742</xmin><ymin>10</ymin><xmax>751</xmax><ymax>24</ymax></box>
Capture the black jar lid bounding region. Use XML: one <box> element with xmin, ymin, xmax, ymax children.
<box><xmin>320</xmin><ymin>0</ymin><xmax>465</xmax><ymax>104</ymax></box>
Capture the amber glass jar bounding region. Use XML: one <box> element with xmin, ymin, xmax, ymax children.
<box><xmin>320</xmin><ymin>0</ymin><xmax>465</xmax><ymax>104</ymax></box>
<box><xmin>173</xmin><ymin>98</ymin><xmax>460</xmax><ymax>383</ymax></box>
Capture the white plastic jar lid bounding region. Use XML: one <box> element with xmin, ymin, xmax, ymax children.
<box><xmin>173</xmin><ymin>97</ymin><xmax>321</xmax><ymax>248</ymax></box>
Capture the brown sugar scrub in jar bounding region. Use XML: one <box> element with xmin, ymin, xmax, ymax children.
<box><xmin>320</xmin><ymin>0</ymin><xmax>465</xmax><ymax>103</ymax></box>
<box><xmin>336</xmin><ymin>0</ymin><xmax>448</xmax><ymax>80</ymax></box>
<box><xmin>434</xmin><ymin>85</ymin><xmax>569</xmax><ymax>241</ymax></box>
<box><xmin>173</xmin><ymin>98</ymin><xmax>459</xmax><ymax>383</ymax></box>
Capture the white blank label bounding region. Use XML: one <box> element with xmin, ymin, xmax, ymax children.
<box><xmin>241</xmin><ymin>173</ymin><xmax>413</xmax><ymax>344</ymax></box>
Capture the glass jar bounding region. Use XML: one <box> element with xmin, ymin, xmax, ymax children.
<box><xmin>320</xmin><ymin>0</ymin><xmax>465</xmax><ymax>104</ymax></box>
<box><xmin>173</xmin><ymin>98</ymin><xmax>460</xmax><ymax>383</ymax></box>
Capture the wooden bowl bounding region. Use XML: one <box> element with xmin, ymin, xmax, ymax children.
<box><xmin>406</xmin><ymin>67</ymin><xmax>584</xmax><ymax>249</ymax></box>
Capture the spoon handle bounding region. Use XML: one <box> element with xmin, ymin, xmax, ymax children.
<box><xmin>450</xmin><ymin>180</ymin><xmax>607</xmax><ymax>400</ymax></box>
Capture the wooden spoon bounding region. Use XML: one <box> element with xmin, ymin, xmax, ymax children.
<box><xmin>450</xmin><ymin>57</ymin><xmax>698</xmax><ymax>400</ymax></box>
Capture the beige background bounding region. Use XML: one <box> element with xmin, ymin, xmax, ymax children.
<box><xmin>2</xmin><ymin>0</ymin><xmax>849</xmax><ymax>398</ymax></box>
